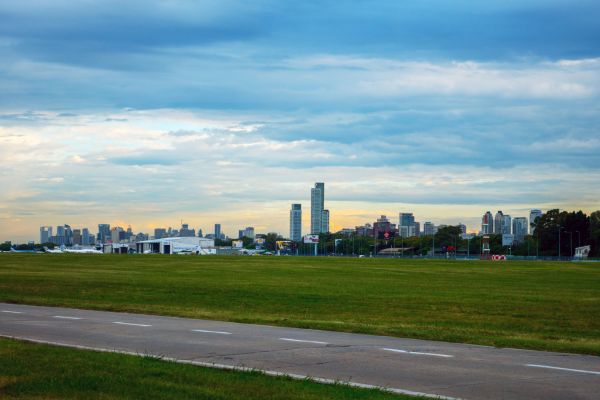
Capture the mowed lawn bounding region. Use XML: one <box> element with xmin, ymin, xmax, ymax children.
<box><xmin>1</xmin><ymin>254</ymin><xmax>599</xmax><ymax>355</ymax></box>
<box><xmin>0</xmin><ymin>337</ymin><xmax>407</xmax><ymax>400</ymax></box>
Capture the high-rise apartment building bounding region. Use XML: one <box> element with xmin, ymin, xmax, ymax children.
<box><xmin>311</xmin><ymin>182</ymin><xmax>325</xmax><ymax>234</ymax></box>
<box><xmin>413</xmin><ymin>221</ymin><xmax>421</xmax><ymax>237</ymax></box>
<box><xmin>512</xmin><ymin>217</ymin><xmax>528</xmax><ymax>243</ymax></box>
<box><xmin>494</xmin><ymin>211</ymin><xmax>504</xmax><ymax>234</ymax></box>
<box><xmin>529</xmin><ymin>209</ymin><xmax>543</xmax><ymax>234</ymax></box>
<box><xmin>481</xmin><ymin>211</ymin><xmax>493</xmax><ymax>234</ymax></box>
<box><xmin>290</xmin><ymin>204</ymin><xmax>302</xmax><ymax>241</ymax></box>
<box><xmin>111</xmin><ymin>227</ymin><xmax>123</xmax><ymax>243</ymax></box>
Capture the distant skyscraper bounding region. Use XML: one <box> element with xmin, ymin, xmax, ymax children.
<box><xmin>494</xmin><ymin>211</ymin><xmax>504</xmax><ymax>234</ymax></box>
<box><xmin>481</xmin><ymin>211</ymin><xmax>493</xmax><ymax>234</ymax></box>
<box><xmin>399</xmin><ymin>213</ymin><xmax>415</xmax><ymax>237</ymax></box>
<box><xmin>72</xmin><ymin>229</ymin><xmax>82</xmax><ymax>246</ymax></box>
<box><xmin>197</xmin><ymin>228</ymin><xmax>203</xmax><ymax>237</ymax></box>
<box><xmin>154</xmin><ymin>228</ymin><xmax>167</xmax><ymax>239</ymax></box>
<box><xmin>98</xmin><ymin>224</ymin><xmax>111</xmax><ymax>244</ymax></box>
<box><xmin>214</xmin><ymin>224</ymin><xmax>222</xmax><ymax>240</ymax></box>
<box><xmin>529</xmin><ymin>209</ymin><xmax>543</xmax><ymax>234</ymax></box>
<box><xmin>322</xmin><ymin>209</ymin><xmax>330</xmax><ymax>233</ymax></box>
<box><xmin>82</xmin><ymin>228</ymin><xmax>90</xmax><ymax>245</ymax></box>
<box><xmin>423</xmin><ymin>222</ymin><xmax>435</xmax><ymax>236</ymax></box>
<box><xmin>502</xmin><ymin>215</ymin><xmax>512</xmax><ymax>235</ymax></box>
<box><xmin>458</xmin><ymin>224</ymin><xmax>467</xmax><ymax>234</ymax></box>
<box><xmin>111</xmin><ymin>227</ymin><xmax>123</xmax><ymax>243</ymax></box>
<box><xmin>40</xmin><ymin>226</ymin><xmax>52</xmax><ymax>244</ymax></box>
<box><xmin>311</xmin><ymin>182</ymin><xmax>325</xmax><ymax>234</ymax></box>
<box><xmin>413</xmin><ymin>222</ymin><xmax>421</xmax><ymax>237</ymax></box>
<box><xmin>290</xmin><ymin>204</ymin><xmax>302</xmax><ymax>241</ymax></box>
<box><xmin>179</xmin><ymin>223</ymin><xmax>195</xmax><ymax>237</ymax></box>
<box><xmin>512</xmin><ymin>217</ymin><xmax>528</xmax><ymax>242</ymax></box>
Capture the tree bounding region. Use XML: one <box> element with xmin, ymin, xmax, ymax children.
<box><xmin>590</xmin><ymin>211</ymin><xmax>600</xmax><ymax>257</ymax></box>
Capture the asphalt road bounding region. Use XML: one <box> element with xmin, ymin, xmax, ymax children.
<box><xmin>1</xmin><ymin>303</ymin><xmax>599</xmax><ymax>400</ymax></box>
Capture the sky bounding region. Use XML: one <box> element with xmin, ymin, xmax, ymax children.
<box><xmin>1</xmin><ymin>0</ymin><xmax>600</xmax><ymax>242</ymax></box>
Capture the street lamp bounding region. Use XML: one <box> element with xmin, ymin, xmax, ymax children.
<box><xmin>565</xmin><ymin>231</ymin><xmax>573</xmax><ymax>258</ymax></box>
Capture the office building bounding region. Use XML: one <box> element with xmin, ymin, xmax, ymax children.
<box><xmin>111</xmin><ymin>227</ymin><xmax>124</xmax><ymax>243</ymax></box>
<box><xmin>399</xmin><ymin>213</ymin><xmax>415</xmax><ymax>237</ymax></box>
<box><xmin>481</xmin><ymin>211</ymin><xmax>493</xmax><ymax>234</ymax></box>
<box><xmin>214</xmin><ymin>224</ymin><xmax>222</xmax><ymax>240</ymax></box>
<box><xmin>311</xmin><ymin>182</ymin><xmax>325</xmax><ymax>234</ymax></box>
<box><xmin>502</xmin><ymin>215</ymin><xmax>512</xmax><ymax>235</ymax></box>
<box><xmin>413</xmin><ymin>221</ymin><xmax>421</xmax><ymax>237</ymax></box>
<box><xmin>40</xmin><ymin>226</ymin><xmax>52</xmax><ymax>244</ymax></box>
<box><xmin>494</xmin><ymin>211</ymin><xmax>504</xmax><ymax>234</ymax></box>
<box><xmin>373</xmin><ymin>215</ymin><xmax>395</xmax><ymax>239</ymax></box>
<box><xmin>529</xmin><ymin>209</ymin><xmax>543</xmax><ymax>234</ymax></box>
<box><xmin>197</xmin><ymin>228</ymin><xmax>203</xmax><ymax>237</ymax></box>
<box><xmin>98</xmin><ymin>224</ymin><xmax>111</xmax><ymax>244</ymax></box>
<box><xmin>423</xmin><ymin>222</ymin><xmax>435</xmax><ymax>236</ymax></box>
<box><xmin>154</xmin><ymin>228</ymin><xmax>167</xmax><ymax>239</ymax></box>
<box><xmin>513</xmin><ymin>217</ymin><xmax>528</xmax><ymax>243</ymax></box>
<box><xmin>290</xmin><ymin>204</ymin><xmax>302</xmax><ymax>241</ymax></box>
<box><xmin>322</xmin><ymin>209</ymin><xmax>330</xmax><ymax>233</ymax></box>
<box><xmin>72</xmin><ymin>229</ymin><xmax>82</xmax><ymax>246</ymax></box>
<box><xmin>458</xmin><ymin>223</ymin><xmax>467</xmax><ymax>234</ymax></box>
<box><xmin>179</xmin><ymin>223</ymin><xmax>196</xmax><ymax>237</ymax></box>
<box><xmin>82</xmin><ymin>228</ymin><xmax>90</xmax><ymax>245</ymax></box>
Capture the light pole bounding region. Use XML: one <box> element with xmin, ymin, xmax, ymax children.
<box><xmin>575</xmin><ymin>230</ymin><xmax>581</xmax><ymax>248</ymax></box>
<box><xmin>565</xmin><ymin>231</ymin><xmax>573</xmax><ymax>257</ymax></box>
<box><xmin>558</xmin><ymin>225</ymin><xmax>561</xmax><ymax>260</ymax></box>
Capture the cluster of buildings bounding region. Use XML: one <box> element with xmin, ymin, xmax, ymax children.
<box><xmin>37</xmin><ymin>181</ymin><xmax>545</xmax><ymax>251</ymax></box>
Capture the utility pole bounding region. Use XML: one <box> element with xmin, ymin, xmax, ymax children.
<box><xmin>558</xmin><ymin>225</ymin><xmax>561</xmax><ymax>260</ymax></box>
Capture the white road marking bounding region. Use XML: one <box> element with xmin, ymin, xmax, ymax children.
<box><xmin>526</xmin><ymin>364</ymin><xmax>600</xmax><ymax>376</ymax></box>
<box><xmin>1</xmin><ymin>310</ymin><xmax>22</xmax><ymax>314</ymax></box>
<box><xmin>53</xmin><ymin>316</ymin><xmax>82</xmax><ymax>320</ymax></box>
<box><xmin>112</xmin><ymin>321</ymin><xmax>151</xmax><ymax>327</ymax></box>
<box><xmin>192</xmin><ymin>329</ymin><xmax>232</xmax><ymax>335</ymax></box>
<box><xmin>382</xmin><ymin>348</ymin><xmax>454</xmax><ymax>358</ymax></box>
<box><xmin>279</xmin><ymin>338</ymin><xmax>329</xmax><ymax>345</ymax></box>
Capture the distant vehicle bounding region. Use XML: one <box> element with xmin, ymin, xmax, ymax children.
<box><xmin>9</xmin><ymin>248</ymin><xmax>38</xmax><ymax>253</ymax></box>
<box><xmin>44</xmin><ymin>245</ymin><xmax>102</xmax><ymax>254</ymax></box>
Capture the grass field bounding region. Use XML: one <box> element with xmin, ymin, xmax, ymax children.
<box><xmin>1</xmin><ymin>254</ymin><xmax>599</xmax><ymax>355</ymax></box>
<box><xmin>0</xmin><ymin>337</ymin><xmax>408</xmax><ymax>399</ymax></box>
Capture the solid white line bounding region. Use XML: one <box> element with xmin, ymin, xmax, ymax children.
<box><xmin>279</xmin><ymin>338</ymin><xmax>329</xmax><ymax>345</ymax></box>
<box><xmin>192</xmin><ymin>329</ymin><xmax>232</xmax><ymax>335</ymax></box>
<box><xmin>53</xmin><ymin>316</ymin><xmax>82</xmax><ymax>320</ymax></box>
<box><xmin>0</xmin><ymin>334</ymin><xmax>461</xmax><ymax>400</ymax></box>
<box><xmin>526</xmin><ymin>364</ymin><xmax>600</xmax><ymax>375</ymax></box>
<box><xmin>112</xmin><ymin>321</ymin><xmax>151</xmax><ymax>327</ymax></box>
<box><xmin>382</xmin><ymin>348</ymin><xmax>454</xmax><ymax>358</ymax></box>
<box><xmin>1</xmin><ymin>310</ymin><xmax>23</xmax><ymax>314</ymax></box>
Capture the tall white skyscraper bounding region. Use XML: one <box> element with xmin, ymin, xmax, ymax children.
<box><xmin>529</xmin><ymin>209</ymin><xmax>543</xmax><ymax>234</ymax></box>
<box><xmin>40</xmin><ymin>226</ymin><xmax>52</xmax><ymax>244</ymax></box>
<box><xmin>290</xmin><ymin>204</ymin><xmax>302</xmax><ymax>241</ymax></box>
<box><xmin>311</xmin><ymin>182</ymin><xmax>325</xmax><ymax>234</ymax></box>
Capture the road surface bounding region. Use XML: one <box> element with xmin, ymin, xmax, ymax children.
<box><xmin>1</xmin><ymin>303</ymin><xmax>599</xmax><ymax>399</ymax></box>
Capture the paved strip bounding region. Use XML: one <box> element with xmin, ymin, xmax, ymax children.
<box><xmin>1</xmin><ymin>303</ymin><xmax>599</xmax><ymax>400</ymax></box>
<box><xmin>112</xmin><ymin>321</ymin><xmax>151</xmax><ymax>327</ymax></box>
<box><xmin>526</xmin><ymin>364</ymin><xmax>600</xmax><ymax>376</ymax></box>
<box><xmin>53</xmin><ymin>316</ymin><xmax>82</xmax><ymax>320</ymax></box>
<box><xmin>1</xmin><ymin>310</ymin><xmax>22</xmax><ymax>314</ymax></box>
<box><xmin>192</xmin><ymin>329</ymin><xmax>232</xmax><ymax>335</ymax></box>
<box><xmin>382</xmin><ymin>347</ymin><xmax>454</xmax><ymax>358</ymax></box>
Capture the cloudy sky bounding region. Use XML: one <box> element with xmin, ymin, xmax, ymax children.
<box><xmin>1</xmin><ymin>1</ymin><xmax>600</xmax><ymax>242</ymax></box>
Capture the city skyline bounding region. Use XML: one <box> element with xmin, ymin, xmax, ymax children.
<box><xmin>2</xmin><ymin>1</ymin><xmax>600</xmax><ymax>242</ymax></box>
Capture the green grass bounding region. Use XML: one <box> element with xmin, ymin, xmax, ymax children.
<box><xmin>0</xmin><ymin>337</ymin><xmax>410</xmax><ymax>399</ymax></box>
<box><xmin>1</xmin><ymin>254</ymin><xmax>599</xmax><ymax>355</ymax></box>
